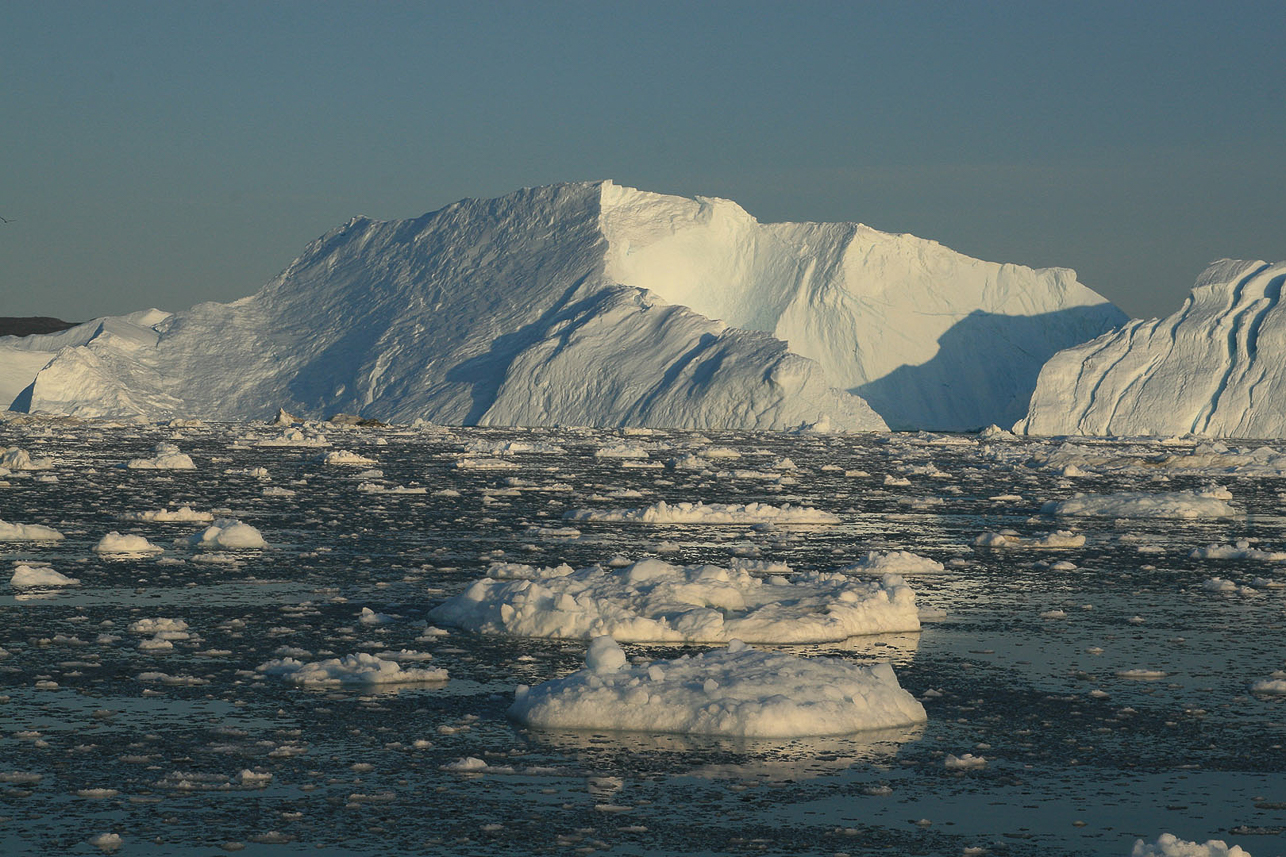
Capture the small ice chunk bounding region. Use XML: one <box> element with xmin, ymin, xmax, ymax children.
<box><xmin>586</xmin><ymin>636</ymin><xmax>627</xmax><ymax>674</ymax></box>
<box><xmin>944</xmin><ymin>753</ymin><xmax>987</xmax><ymax>770</ymax></box>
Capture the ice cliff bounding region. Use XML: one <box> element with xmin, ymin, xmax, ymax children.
<box><xmin>2</xmin><ymin>181</ymin><xmax>1125</xmax><ymax>430</ymax></box>
<box><xmin>1018</xmin><ymin>259</ymin><xmax>1286</xmax><ymax>438</ymax></box>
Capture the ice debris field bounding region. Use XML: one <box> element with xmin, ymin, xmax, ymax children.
<box><xmin>1</xmin><ymin>414</ymin><xmax>1285</xmax><ymax>855</ymax></box>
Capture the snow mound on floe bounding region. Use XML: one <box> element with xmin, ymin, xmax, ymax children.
<box><xmin>4</xmin><ymin>182</ymin><xmax>1122</xmax><ymax>431</ymax></box>
<box><xmin>564</xmin><ymin>500</ymin><xmax>839</xmax><ymax>525</ymax></box>
<box><xmin>509</xmin><ymin>636</ymin><xmax>926</xmax><ymax>737</ymax></box>
<box><xmin>1020</xmin><ymin>259</ymin><xmax>1286</xmax><ymax>438</ymax></box>
<box><xmin>428</xmin><ymin>558</ymin><xmax>919</xmax><ymax>643</ymax></box>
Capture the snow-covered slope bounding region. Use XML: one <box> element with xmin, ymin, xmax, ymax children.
<box><xmin>4</xmin><ymin>181</ymin><xmax>1124</xmax><ymax>430</ymax></box>
<box><xmin>1018</xmin><ymin>259</ymin><xmax>1286</xmax><ymax>438</ymax></box>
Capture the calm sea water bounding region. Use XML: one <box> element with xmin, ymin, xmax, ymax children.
<box><xmin>1</xmin><ymin>419</ymin><xmax>1284</xmax><ymax>856</ymax></box>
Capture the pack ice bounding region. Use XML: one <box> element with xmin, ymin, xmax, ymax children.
<box><xmin>1019</xmin><ymin>259</ymin><xmax>1286</xmax><ymax>438</ymax></box>
<box><xmin>1</xmin><ymin>182</ymin><xmax>1123</xmax><ymax>431</ymax></box>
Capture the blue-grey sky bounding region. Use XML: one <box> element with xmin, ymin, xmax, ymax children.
<box><xmin>3</xmin><ymin>1</ymin><xmax>1283</xmax><ymax>322</ymax></box>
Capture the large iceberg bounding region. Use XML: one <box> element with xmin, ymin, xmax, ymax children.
<box><xmin>1019</xmin><ymin>259</ymin><xmax>1286</xmax><ymax>438</ymax></box>
<box><xmin>3</xmin><ymin>182</ymin><xmax>1124</xmax><ymax>431</ymax></box>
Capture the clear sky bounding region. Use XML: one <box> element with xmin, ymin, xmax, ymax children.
<box><xmin>2</xmin><ymin>1</ymin><xmax>1283</xmax><ymax>322</ymax></box>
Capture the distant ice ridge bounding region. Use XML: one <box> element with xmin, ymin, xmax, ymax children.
<box><xmin>1019</xmin><ymin>259</ymin><xmax>1286</xmax><ymax>438</ymax></box>
<box><xmin>509</xmin><ymin>637</ymin><xmax>927</xmax><ymax>737</ymax></box>
<box><xmin>2</xmin><ymin>181</ymin><xmax>1123</xmax><ymax>431</ymax></box>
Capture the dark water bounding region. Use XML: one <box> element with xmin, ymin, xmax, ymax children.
<box><xmin>1</xmin><ymin>419</ymin><xmax>1284</xmax><ymax>856</ymax></box>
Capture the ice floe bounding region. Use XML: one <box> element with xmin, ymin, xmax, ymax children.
<box><xmin>10</xmin><ymin>564</ymin><xmax>79</xmax><ymax>588</ymax></box>
<box><xmin>509</xmin><ymin>637</ymin><xmax>926</xmax><ymax>737</ymax></box>
<box><xmin>188</xmin><ymin>519</ymin><xmax>267</xmax><ymax>550</ymax></box>
<box><xmin>0</xmin><ymin>447</ymin><xmax>53</xmax><ymax>470</ymax></box>
<box><xmin>1131</xmin><ymin>833</ymin><xmax>1252</xmax><ymax>857</ymax></box>
<box><xmin>256</xmin><ymin>652</ymin><xmax>447</xmax><ymax>685</ymax></box>
<box><xmin>0</xmin><ymin>519</ymin><xmax>64</xmax><ymax>541</ymax></box>
<box><xmin>429</xmin><ymin>558</ymin><xmax>919</xmax><ymax>643</ymax></box>
<box><xmin>122</xmin><ymin>505</ymin><xmax>214</xmax><ymax>523</ymax></box>
<box><xmin>1042</xmin><ymin>490</ymin><xmax>1237</xmax><ymax>519</ymax></box>
<box><xmin>126</xmin><ymin>442</ymin><xmax>196</xmax><ymax>470</ymax></box>
<box><xmin>94</xmin><ymin>531</ymin><xmax>163</xmax><ymax>555</ymax></box>
<box><xmin>564</xmin><ymin>501</ymin><xmax>839</xmax><ymax>525</ymax></box>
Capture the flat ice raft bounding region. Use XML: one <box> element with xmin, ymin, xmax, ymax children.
<box><xmin>429</xmin><ymin>558</ymin><xmax>919</xmax><ymax>643</ymax></box>
<box><xmin>509</xmin><ymin>637</ymin><xmax>927</xmax><ymax>737</ymax></box>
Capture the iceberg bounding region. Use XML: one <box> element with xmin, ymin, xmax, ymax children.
<box><xmin>2</xmin><ymin>182</ymin><xmax>1123</xmax><ymax>431</ymax></box>
<box><xmin>1019</xmin><ymin>259</ymin><xmax>1286</xmax><ymax>438</ymax></box>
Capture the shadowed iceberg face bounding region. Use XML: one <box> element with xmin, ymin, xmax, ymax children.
<box><xmin>853</xmin><ymin>305</ymin><xmax>1129</xmax><ymax>431</ymax></box>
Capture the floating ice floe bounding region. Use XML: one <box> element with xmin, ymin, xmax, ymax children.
<box><xmin>1131</xmin><ymin>833</ymin><xmax>1252</xmax><ymax>857</ymax></box>
<box><xmin>944</xmin><ymin>753</ymin><xmax>987</xmax><ymax>770</ymax></box>
<box><xmin>464</xmin><ymin>439</ymin><xmax>564</xmax><ymax>455</ymax></box>
<box><xmin>126</xmin><ymin>443</ymin><xmax>196</xmax><ymax>470</ymax></box>
<box><xmin>188</xmin><ymin>519</ymin><xmax>267</xmax><ymax>549</ymax></box>
<box><xmin>564</xmin><ymin>501</ymin><xmax>839</xmax><ymax>525</ymax></box>
<box><xmin>1190</xmin><ymin>541</ymin><xmax>1286</xmax><ymax>561</ymax></box>
<box><xmin>256</xmin><ymin>652</ymin><xmax>448</xmax><ymax>685</ymax></box>
<box><xmin>429</xmin><ymin>558</ymin><xmax>919</xmax><ymax>643</ymax></box>
<box><xmin>841</xmin><ymin>551</ymin><xmax>944</xmax><ymax>575</ymax></box>
<box><xmin>1251</xmin><ymin>673</ymin><xmax>1286</xmax><ymax>694</ymax></box>
<box><xmin>0</xmin><ymin>519</ymin><xmax>64</xmax><ymax>541</ymax></box>
<box><xmin>973</xmin><ymin>530</ymin><xmax>1084</xmax><ymax>549</ymax></box>
<box><xmin>89</xmin><ymin>832</ymin><xmax>123</xmax><ymax>853</ymax></box>
<box><xmin>0</xmin><ymin>447</ymin><xmax>53</xmax><ymax>470</ymax></box>
<box><xmin>322</xmin><ymin>450</ymin><xmax>377</xmax><ymax>466</ymax></box>
<box><xmin>94</xmin><ymin>532</ymin><xmax>163</xmax><ymax>555</ymax></box>
<box><xmin>509</xmin><ymin>637</ymin><xmax>926</xmax><ymax>738</ymax></box>
<box><xmin>10</xmin><ymin>564</ymin><xmax>79</xmax><ymax>588</ymax></box>
<box><xmin>122</xmin><ymin>506</ymin><xmax>214</xmax><ymax>523</ymax></box>
<box><xmin>256</xmin><ymin>428</ymin><xmax>329</xmax><ymax>447</ymax></box>
<box><xmin>356</xmin><ymin>482</ymin><xmax>427</xmax><ymax>494</ymax></box>
<box><xmin>1042</xmin><ymin>489</ymin><xmax>1238</xmax><ymax>519</ymax></box>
